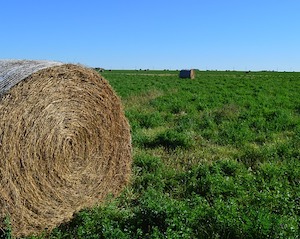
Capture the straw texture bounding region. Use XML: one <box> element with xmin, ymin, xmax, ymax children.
<box><xmin>0</xmin><ymin>60</ymin><xmax>63</xmax><ymax>96</ymax></box>
<box><xmin>0</xmin><ymin>62</ymin><xmax>132</xmax><ymax>237</ymax></box>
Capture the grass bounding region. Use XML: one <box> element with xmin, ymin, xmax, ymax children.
<box><xmin>6</xmin><ymin>70</ymin><xmax>300</xmax><ymax>238</ymax></box>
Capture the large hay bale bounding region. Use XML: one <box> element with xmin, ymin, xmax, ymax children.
<box><xmin>0</xmin><ymin>60</ymin><xmax>132</xmax><ymax>237</ymax></box>
<box><xmin>179</xmin><ymin>69</ymin><xmax>195</xmax><ymax>79</ymax></box>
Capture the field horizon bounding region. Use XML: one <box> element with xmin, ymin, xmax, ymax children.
<box><xmin>94</xmin><ymin>69</ymin><xmax>300</xmax><ymax>73</ymax></box>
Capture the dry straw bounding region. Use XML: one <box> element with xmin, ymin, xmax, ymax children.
<box><xmin>0</xmin><ymin>60</ymin><xmax>132</xmax><ymax>237</ymax></box>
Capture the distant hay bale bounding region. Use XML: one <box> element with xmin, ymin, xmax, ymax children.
<box><xmin>179</xmin><ymin>69</ymin><xmax>195</xmax><ymax>79</ymax></box>
<box><xmin>94</xmin><ymin>67</ymin><xmax>105</xmax><ymax>72</ymax></box>
<box><xmin>0</xmin><ymin>60</ymin><xmax>132</xmax><ymax>237</ymax></box>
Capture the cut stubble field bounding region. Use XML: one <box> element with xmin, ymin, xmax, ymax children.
<box><xmin>22</xmin><ymin>70</ymin><xmax>299</xmax><ymax>238</ymax></box>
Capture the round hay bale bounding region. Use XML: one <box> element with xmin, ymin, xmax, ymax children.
<box><xmin>179</xmin><ymin>69</ymin><xmax>195</xmax><ymax>79</ymax></box>
<box><xmin>0</xmin><ymin>60</ymin><xmax>132</xmax><ymax>237</ymax></box>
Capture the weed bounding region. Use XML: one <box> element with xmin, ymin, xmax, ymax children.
<box><xmin>0</xmin><ymin>216</ymin><xmax>12</xmax><ymax>239</ymax></box>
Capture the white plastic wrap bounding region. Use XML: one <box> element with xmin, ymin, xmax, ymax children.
<box><xmin>0</xmin><ymin>60</ymin><xmax>63</xmax><ymax>96</ymax></box>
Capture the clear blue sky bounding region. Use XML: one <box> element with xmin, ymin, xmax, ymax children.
<box><xmin>1</xmin><ymin>0</ymin><xmax>300</xmax><ymax>71</ymax></box>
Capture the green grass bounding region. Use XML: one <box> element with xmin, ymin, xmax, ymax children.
<box><xmin>18</xmin><ymin>70</ymin><xmax>300</xmax><ymax>238</ymax></box>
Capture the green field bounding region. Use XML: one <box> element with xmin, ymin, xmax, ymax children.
<box><xmin>25</xmin><ymin>70</ymin><xmax>299</xmax><ymax>238</ymax></box>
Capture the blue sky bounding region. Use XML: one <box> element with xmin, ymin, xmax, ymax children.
<box><xmin>1</xmin><ymin>0</ymin><xmax>300</xmax><ymax>71</ymax></box>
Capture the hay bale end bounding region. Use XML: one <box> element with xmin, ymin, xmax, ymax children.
<box><xmin>0</xmin><ymin>60</ymin><xmax>132</xmax><ymax>237</ymax></box>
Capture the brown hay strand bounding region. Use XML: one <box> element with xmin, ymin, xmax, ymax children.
<box><xmin>0</xmin><ymin>63</ymin><xmax>132</xmax><ymax>237</ymax></box>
